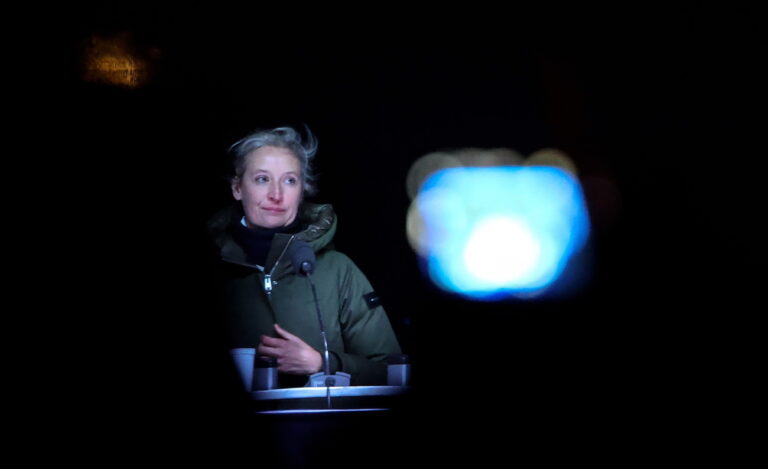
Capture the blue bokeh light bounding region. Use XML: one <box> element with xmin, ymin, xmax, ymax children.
<box><xmin>417</xmin><ymin>166</ymin><xmax>591</xmax><ymax>300</ymax></box>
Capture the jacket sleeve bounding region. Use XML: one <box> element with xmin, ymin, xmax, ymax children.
<box><xmin>332</xmin><ymin>254</ymin><xmax>402</xmax><ymax>385</ymax></box>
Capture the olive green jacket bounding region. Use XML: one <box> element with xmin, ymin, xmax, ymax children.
<box><xmin>207</xmin><ymin>203</ymin><xmax>401</xmax><ymax>386</ymax></box>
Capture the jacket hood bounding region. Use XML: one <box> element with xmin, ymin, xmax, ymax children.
<box><xmin>207</xmin><ymin>202</ymin><xmax>338</xmax><ymax>272</ymax></box>
<box><xmin>293</xmin><ymin>203</ymin><xmax>337</xmax><ymax>251</ymax></box>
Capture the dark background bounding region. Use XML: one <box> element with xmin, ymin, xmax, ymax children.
<box><xmin>46</xmin><ymin>4</ymin><xmax>762</xmax><ymax>461</ymax></box>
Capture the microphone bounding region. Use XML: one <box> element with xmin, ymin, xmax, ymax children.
<box><xmin>287</xmin><ymin>240</ymin><xmax>351</xmax><ymax>398</ymax></box>
<box><xmin>288</xmin><ymin>239</ymin><xmax>315</xmax><ymax>276</ymax></box>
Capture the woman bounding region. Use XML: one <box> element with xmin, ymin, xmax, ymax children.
<box><xmin>207</xmin><ymin>126</ymin><xmax>401</xmax><ymax>387</ymax></box>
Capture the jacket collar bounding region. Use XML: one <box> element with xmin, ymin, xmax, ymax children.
<box><xmin>209</xmin><ymin>202</ymin><xmax>337</xmax><ymax>276</ymax></box>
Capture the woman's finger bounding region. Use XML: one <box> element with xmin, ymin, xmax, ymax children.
<box><xmin>260</xmin><ymin>334</ymin><xmax>286</xmax><ymax>347</ymax></box>
<box><xmin>273</xmin><ymin>323</ymin><xmax>299</xmax><ymax>341</ymax></box>
<box><xmin>257</xmin><ymin>343</ymin><xmax>281</xmax><ymax>357</ymax></box>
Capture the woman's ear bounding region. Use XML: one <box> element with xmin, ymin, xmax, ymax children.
<box><xmin>231</xmin><ymin>177</ymin><xmax>243</xmax><ymax>201</ymax></box>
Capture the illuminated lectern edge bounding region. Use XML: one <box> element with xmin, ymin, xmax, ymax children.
<box><xmin>252</xmin><ymin>385</ymin><xmax>412</xmax><ymax>401</ymax></box>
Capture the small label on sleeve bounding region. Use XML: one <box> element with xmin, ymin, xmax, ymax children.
<box><xmin>363</xmin><ymin>292</ymin><xmax>382</xmax><ymax>309</ymax></box>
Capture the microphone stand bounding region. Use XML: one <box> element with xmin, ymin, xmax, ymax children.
<box><xmin>291</xmin><ymin>243</ymin><xmax>350</xmax><ymax>409</ymax></box>
<box><xmin>302</xmin><ymin>263</ymin><xmax>350</xmax><ymax>407</ymax></box>
<box><xmin>307</xmin><ymin>275</ymin><xmax>333</xmax><ymax>408</ymax></box>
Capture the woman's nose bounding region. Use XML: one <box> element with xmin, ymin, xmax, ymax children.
<box><xmin>268</xmin><ymin>182</ymin><xmax>282</xmax><ymax>201</ymax></box>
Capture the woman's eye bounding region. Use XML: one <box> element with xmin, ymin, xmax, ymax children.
<box><xmin>284</xmin><ymin>177</ymin><xmax>298</xmax><ymax>185</ymax></box>
<box><xmin>255</xmin><ymin>175</ymin><xmax>269</xmax><ymax>183</ymax></box>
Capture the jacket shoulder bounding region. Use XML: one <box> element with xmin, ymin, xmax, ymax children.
<box><xmin>316</xmin><ymin>251</ymin><xmax>378</xmax><ymax>297</ymax></box>
<box><xmin>317</xmin><ymin>250</ymin><xmax>356</xmax><ymax>271</ymax></box>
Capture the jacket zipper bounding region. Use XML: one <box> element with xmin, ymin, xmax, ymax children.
<box><xmin>264</xmin><ymin>235</ymin><xmax>296</xmax><ymax>297</ymax></box>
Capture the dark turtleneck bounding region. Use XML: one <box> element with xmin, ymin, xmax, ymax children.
<box><xmin>230</xmin><ymin>217</ymin><xmax>304</xmax><ymax>267</ymax></box>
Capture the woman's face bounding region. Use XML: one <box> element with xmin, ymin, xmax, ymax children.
<box><xmin>232</xmin><ymin>145</ymin><xmax>303</xmax><ymax>229</ymax></box>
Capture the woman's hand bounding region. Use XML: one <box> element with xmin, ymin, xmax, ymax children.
<box><xmin>257</xmin><ymin>324</ymin><xmax>323</xmax><ymax>375</ymax></box>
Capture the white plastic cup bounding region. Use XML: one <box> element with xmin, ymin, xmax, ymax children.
<box><xmin>229</xmin><ymin>348</ymin><xmax>256</xmax><ymax>392</ymax></box>
<box><xmin>387</xmin><ymin>354</ymin><xmax>411</xmax><ymax>386</ymax></box>
<box><xmin>387</xmin><ymin>364</ymin><xmax>411</xmax><ymax>386</ymax></box>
